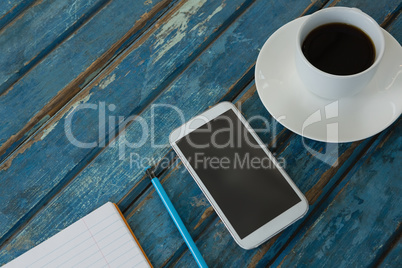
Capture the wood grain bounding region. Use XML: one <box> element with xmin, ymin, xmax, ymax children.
<box><xmin>0</xmin><ymin>0</ymin><xmax>316</xmax><ymax>264</ymax></box>
<box><xmin>378</xmin><ymin>230</ymin><xmax>402</xmax><ymax>268</ymax></box>
<box><xmin>0</xmin><ymin>0</ymin><xmax>108</xmax><ymax>93</ymax></box>
<box><xmin>387</xmin><ymin>7</ymin><xmax>402</xmax><ymax>41</ymax></box>
<box><xmin>270</xmin><ymin>9</ymin><xmax>402</xmax><ymax>267</ymax></box>
<box><xmin>0</xmin><ymin>0</ymin><xmax>254</xmax><ymax>262</ymax></box>
<box><xmin>0</xmin><ymin>0</ymin><xmax>37</xmax><ymax>31</ymax></box>
<box><xmin>0</xmin><ymin>0</ymin><xmax>175</xmax><ymax>163</ymax></box>
<box><xmin>276</xmin><ymin>118</ymin><xmax>401</xmax><ymax>267</ymax></box>
<box><xmin>325</xmin><ymin>0</ymin><xmax>401</xmax><ymax>26</ymax></box>
<box><xmin>166</xmin><ymin>1</ymin><xmax>402</xmax><ymax>266</ymax></box>
<box><xmin>0</xmin><ymin>0</ymin><xmax>400</xmax><ymax>266</ymax></box>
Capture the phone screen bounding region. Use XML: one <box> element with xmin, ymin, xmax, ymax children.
<box><xmin>176</xmin><ymin>109</ymin><xmax>301</xmax><ymax>239</ymax></box>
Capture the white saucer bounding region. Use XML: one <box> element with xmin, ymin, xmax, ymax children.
<box><xmin>255</xmin><ymin>16</ymin><xmax>402</xmax><ymax>143</ymax></box>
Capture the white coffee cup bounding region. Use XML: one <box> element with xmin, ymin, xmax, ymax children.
<box><xmin>295</xmin><ymin>7</ymin><xmax>385</xmax><ymax>99</ymax></box>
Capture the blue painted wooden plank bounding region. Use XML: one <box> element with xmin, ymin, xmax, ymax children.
<box><xmin>326</xmin><ymin>0</ymin><xmax>402</xmax><ymax>26</ymax></box>
<box><xmin>0</xmin><ymin>0</ymin><xmax>254</xmax><ymax>260</ymax></box>
<box><xmin>387</xmin><ymin>8</ymin><xmax>402</xmax><ymax>42</ymax></box>
<box><xmin>0</xmin><ymin>0</ymin><xmax>108</xmax><ymax>93</ymax></box>
<box><xmin>0</xmin><ymin>0</ymin><xmax>22</xmax><ymax>17</ymax></box>
<box><xmin>0</xmin><ymin>0</ymin><xmax>36</xmax><ymax>31</ymax></box>
<box><xmin>0</xmin><ymin>0</ymin><xmax>176</xmax><ymax>240</ymax></box>
<box><xmin>0</xmin><ymin>0</ymin><xmax>175</xmax><ymax>162</ymax></box>
<box><xmin>378</xmin><ymin>236</ymin><xmax>402</xmax><ymax>268</ymax></box>
<box><xmin>0</xmin><ymin>0</ymin><xmax>25</xmax><ymax>20</ymax></box>
<box><xmin>276</xmin><ymin>118</ymin><xmax>401</xmax><ymax>267</ymax></box>
<box><xmin>174</xmin><ymin>217</ymin><xmax>240</xmax><ymax>267</ymax></box>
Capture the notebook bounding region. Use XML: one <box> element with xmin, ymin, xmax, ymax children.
<box><xmin>5</xmin><ymin>202</ymin><xmax>152</xmax><ymax>268</ymax></box>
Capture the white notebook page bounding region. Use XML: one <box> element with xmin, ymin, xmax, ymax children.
<box><xmin>5</xmin><ymin>202</ymin><xmax>151</xmax><ymax>268</ymax></box>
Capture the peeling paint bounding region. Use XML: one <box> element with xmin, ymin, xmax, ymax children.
<box><xmin>41</xmin><ymin>121</ymin><xmax>59</xmax><ymax>140</ymax></box>
<box><xmin>99</xmin><ymin>73</ymin><xmax>116</xmax><ymax>89</ymax></box>
<box><xmin>310</xmin><ymin>213</ymin><xmax>325</xmax><ymax>229</ymax></box>
<box><xmin>191</xmin><ymin>196</ymin><xmax>208</xmax><ymax>207</ymax></box>
<box><xmin>0</xmin><ymin>85</ymin><xmax>13</xmax><ymax>97</ymax></box>
<box><xmin>66</xmin><ymin>93</ymin><xmax>93</xmax><ymax>118</ymax></box>
<box><xmin>25</xmin><ymin>115</ymin><xmax>51</xmax><ymax>138</ymax></box>
<box><xmin>190</xmin><ymin>3</ymin><xmax>225</xmax><ymax>36</ymax></box>
<box><xmin>152</xmin><ymin>0</ymin><xmax>207</xmax><ymax>63</ymax></box>
<box><xmin>194</xmin><ymin>206</ymin><xmax>214</xmax><ymax>229</ymax></box>
<box><xmin>68</xmin><ymin>0</ymin><xmax>78</xmax><ymax>20</ymax></box>
<box><xmin>207</xmin><ymin>4</ymin><xmax>224</xmax><ymax>21</ymax></box>
<box><xmin>213</xmin><ymin>230</ymin><xmax>224</xmax><ymax>240</ymax></box>
<box><xmin>248</xmin><ymin>240</ymin><xmax>276</xmax><ymax>268</ymax></box>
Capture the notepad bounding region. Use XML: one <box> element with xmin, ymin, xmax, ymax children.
<box><xmin>5</xmin><ymin>202</ymin><xmax>152</xmax><ymax>268</ymax></box>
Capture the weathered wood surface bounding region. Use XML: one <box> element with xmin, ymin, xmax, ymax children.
<box><xmin>0</xmin><ymin>0</ymin><xmax>400</xmax><ymax>267</ymax></box>
<box><xmin>0</xmin><ymin>0</ymin><xmax>176</xmax><ymax>162</ymax></box>
<box><xmin>0</xmin><ymin>0</ymin><xmax>36</xmax><ymax>30</ymax></box>
<box><xmin>276</xmin><ymin>119</ymin><xmax>401</xmax><ymax>267</ymax></box>
<box><xmin>0</xmin><ymin>0</ymin><xmax>255</xmax><ymax>252</ymax></box>
<box><xmin>0</xmin><ymin>0</ymin><xmax>107</xmax><ymax>91</ymax></box>
<box><xmin>0</xmin><ymin>0</ymin><xmax>321</xmax><ymax>262</ymax></box>
<box><xmin>378</xmin><ymin>232</ymin><xmax>402</xmax><ymax>268</ymax></box>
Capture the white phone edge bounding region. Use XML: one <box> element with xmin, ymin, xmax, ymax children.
<box><xmin>169</xmin><ymin>101</ymin><xmax>309</xmax><ymax>249</ymax></box>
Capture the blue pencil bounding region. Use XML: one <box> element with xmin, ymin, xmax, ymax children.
<box><xmin>145</xmin><ymin>167</ymin><xmax>208</xmax><ymax>268</ymax></box>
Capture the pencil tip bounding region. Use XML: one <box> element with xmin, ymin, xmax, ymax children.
<box><xmin>145</xmin><ymin>166</ymin><xmax>155</xmax><ymax>180</ymax></box>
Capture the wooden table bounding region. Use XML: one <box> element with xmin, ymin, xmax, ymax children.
<box><xmin>0</xmin><ymin>0</ymin><xmax>401</xmax><ymax>267</ymax></box>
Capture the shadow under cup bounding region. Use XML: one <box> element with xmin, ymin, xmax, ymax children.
<box><xmin>295</xmin><ymin>7</ymin><xmax>385</xmax><ymax>100</ymax></box>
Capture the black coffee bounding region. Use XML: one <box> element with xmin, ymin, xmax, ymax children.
<box><xmin>302</xmin><ymin>23</ymin><xmax>375</xmax><ymax>75</ymax></box>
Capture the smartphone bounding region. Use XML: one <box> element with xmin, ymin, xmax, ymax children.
<box><xmin>169</xmin><ymin>102</ymin><xmax>308</xmax><ymax>249</ymax></box>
